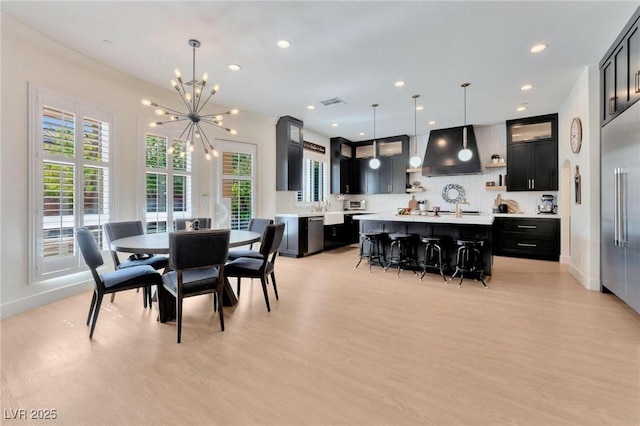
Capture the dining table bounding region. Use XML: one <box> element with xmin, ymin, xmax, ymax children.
<box><xmin>110</xmin><ymin>229</ymin><xmax>261</xmax><ymax>322</ymax></box>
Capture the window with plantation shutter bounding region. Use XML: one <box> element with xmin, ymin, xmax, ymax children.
<box><xmin>30</xmin><ymin>87</ymin><xmax>112</xmax><ymax>280</ymax></box>
<box><xmin>144</xmin><ymin>132</ymin><xmax>192</xmax><ymax>232</ymax></box>
<box><xmin>296</xmin><ymin>155</ymin><xmax>328</xmax><ymax>203</ymax></box>
<box><xmin>221</xmin><ymin>144</ymin><xmax>255</xmax><ymax>230</ymax></box>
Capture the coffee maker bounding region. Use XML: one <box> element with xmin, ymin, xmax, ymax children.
<box><xmin>537</xmin><ymin>194</ymin><xmax>557</xmax><ymax>214</ymax></box>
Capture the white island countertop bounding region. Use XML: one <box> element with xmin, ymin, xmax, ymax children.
<box><xmin>352</xmin><ymin>212</ymin><xmax>494</xmax><ymax>225</ymax></box>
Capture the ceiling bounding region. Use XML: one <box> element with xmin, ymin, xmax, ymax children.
<box><xmin>2</xmin><ymin>1</ymin><xmax>638</xmax><ymax>140</ymax></box>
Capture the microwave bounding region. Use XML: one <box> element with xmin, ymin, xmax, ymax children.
<box><xmin>345</xmin><ymin>200</ymin><xmax>366</xmax><ymax>210</ymax></box>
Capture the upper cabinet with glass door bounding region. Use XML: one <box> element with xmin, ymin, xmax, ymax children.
<box><xmin>600</xmin><ymin>8</ymin><xmax>640</xmax><ymax>126</ymax></box>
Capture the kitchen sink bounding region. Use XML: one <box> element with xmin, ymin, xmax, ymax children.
<box><xmin>436</xmin><ymin>210</ymin><xmax>481</xmax><ymax>216</ymax></box>
<box><xmin>324</xmin><ymin>211</ymin><xmax>345</xmax><ymax>225</ymax></box>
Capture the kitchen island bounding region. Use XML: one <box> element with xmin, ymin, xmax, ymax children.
<box><xmin>353</xmin><ymin>213</ymin><xmax>495</xmax><ymax>275</ymax></box>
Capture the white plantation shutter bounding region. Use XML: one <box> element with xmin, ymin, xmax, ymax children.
<box><xmin>221</xmin><ymin>146</ymin><xmax>254</xmax><ymax>230</ymax></box>
<box><xmin>30</xmin><ymin>87</ymin><xmax>112</xmax><ymax>280</ymax></box>
<box><xmin>144</xmin><ymin>133</ymin><xmax>192</xmax><ymax>233</ymax></box>
<box><xmin>297</xmin><ymin>155</ymin><xmax>328</xmax><ymax>203</ymax></box>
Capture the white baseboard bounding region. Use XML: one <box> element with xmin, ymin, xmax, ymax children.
<box><xmin>1</xmin><ymin>281</ymin><xmax>92</xmax><ymax>319</ymax></box>
<box><xmin>569</xmin><ymin>264</ymin><xmax>600</xmax><ymax>291</ymax></box>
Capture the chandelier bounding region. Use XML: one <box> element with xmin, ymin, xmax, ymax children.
<box><xmin>142</xmin><ymin>39</ymin><xmax>238</xmax><ymax>160</ymax></box>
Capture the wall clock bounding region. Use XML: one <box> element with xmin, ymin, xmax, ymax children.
<box><xmin>570</xmin><ymin>117</ymin><xmax>582</xmax><ymax>153</ymax></box>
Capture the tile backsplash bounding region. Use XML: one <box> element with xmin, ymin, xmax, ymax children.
<box><xmin>345</xmin><ymin>175</ymin><xmax>554</xmax><ymax>215</ymax></box>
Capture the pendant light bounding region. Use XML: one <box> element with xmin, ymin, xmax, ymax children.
<box><xmin>409</xmin><ymin>94</ymin><xmax>422</xmax><ymax>168</ymax></box>
<box><xmin>369</xmin><ymin>103</ymin><xmax>381</xmax><ymax>169</ymax></box>
<box><xmin>458</xmin><ymin>82</ymin><xmax>473</xmax><ymax>162</ymax></box>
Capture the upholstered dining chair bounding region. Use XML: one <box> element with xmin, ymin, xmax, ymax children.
<box><xmin>161</xmin><ymin>229</ymin><xmax>230</xmax><ymax>343</ymax></box>
<box><xmin>224</xmin><ymin>222</ymin><xmax>285</xmax><ymax>311</ymax></box>
<box><xmin>103</xmin><ymin>221</ymin><xmax>168</xmax><ymax>308</ymax></box>
<box><xmin>227</xmin><ymin>218</ymin><xmax>274</xmax><ymax>261</ymax></box>
<box><xmin>76</xmin><ymin>227</ymin><xmax>163</xmax><ymax>339</ymax></box>
<box><xmin>173</xmin><ymin>217</ymin><xmax>212</xmax><ymax>231</ymax></box>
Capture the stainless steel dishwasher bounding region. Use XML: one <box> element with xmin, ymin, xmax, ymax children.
<box><xmin>307</xmin><ymin>216</ymin><xmax>325</xmax><ymax>254</ymax></box>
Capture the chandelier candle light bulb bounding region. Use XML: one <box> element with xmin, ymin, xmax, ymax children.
<box><xmin>141</xmin><ymin>39</ymin><xmax>239</xmax><ymax>160</ymax></box>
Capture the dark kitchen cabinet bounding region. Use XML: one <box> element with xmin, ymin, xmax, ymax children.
<box><xmin>330</xmin><ymin>137</ymin><xmax>360</xmax><ymax>194</ymax></box>
<box><xmin>276</xmin><ymin>215</ymin><xmax>324</xmax><ymax>257</ymax></box>
<box><xmin>379</xmin><ymin>153</ymin><xmax>407</xmax><ymax>194</ymax></box>
<box><xmin>493</xmin><ymin>217</ymin><xmax>560</xmax><ymax>261</ymax></box>
<box><xmin>331</xmin><ymin>135</ymin><xmax>409</xmax><ymax>195</ymax></box>
<box><xmin>506</xmin><ymin>114</ymin><xmax>558</xmax><ymax>191</ymax></box>
<box><xmin>324</xmin><ymin>214</ymin><xmax>361</xmax><ymax>250</ymax></box>
<box><xmin>359</xmin><ymin>157</ymin><xmax>379</xmax><ymax>194</ymax></box>
<box><xmin>324</xmin><ymin>223</ymin><xmax>345</xmax><ymax>249</ymax></box>
<box><xmin>276</xmin><ymin>116</ymin><xmax>303</xmax><ymax>191</ymax></box>
<box><xmin>275</xmin><ymin>216</ymin><xmax>305</xmax><ymax>256</ymax></box>
<box><xmin>600</xmin><ymin>10</ymin><xmax>640</xmax><ymax>126</ymax></box>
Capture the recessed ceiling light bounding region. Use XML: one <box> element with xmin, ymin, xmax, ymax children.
<box><xmin>228</xmin><ymin>63</ymin><xmax>241</xmax><ymax>71</ymax></box>
<box><xmin>516</xmin><ymin>106</ymin><xmax>527</xmax><ymax>112</ymax></box>
<box><xmin>277</xmin><ymin>39</ymin><xmax>291</xmax><ymax>49</ymax></box>
<box><xmin>530</xmin><ymin>43</ymin><xmax>547</xmax><ymax>53</ymax></box>
<box><xmin>395</xmin><ymin>81</ymin><xmax>406</xmax><ymax>87</ymax></box>
<box><xmin>521</xmin><ymin>84</ymin><xmax>533</xmax><ymax>91</ymax></box>
<box><xmin>428</xmin><ymin>120</ymin><xmax>436</xmax><ymax>125</ymax></box>
<box><xmin>416</xmin><ymin>105</ymin><xmax>424</xmax><ymax>111</ymax></box>
<box><xmin>359</xmin><ymin>132</ymin><xmax>365</xmax><ymax>136</ymax></box>
<box><xmin>331</xmin><ymin>123</ymin><xmax>338</xmax><ymax>127</ymax></box>
<box><xmin>307</xmin><ymin>105</ymin><xmax>315</xmax><ymax>110</ymax></box>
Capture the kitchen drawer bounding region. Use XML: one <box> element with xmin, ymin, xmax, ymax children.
<box><xmin>499</xmin><ymin>235</ymin><xmax>559</xmax><ymax>261</ymax></box>
<box><xmin>493</xmin><ymin>217</ymin><xmax>560</xmax><ymax>261</ymax></box>
<box><xmin>499</xmin><ymin>218</ymin><xmax>558</xmax><ymax>234</ymax></box>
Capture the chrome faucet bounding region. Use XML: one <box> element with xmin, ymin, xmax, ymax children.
<box><xmin>455</xmin><ymin>198</ymin><xmax>470</xmax><ymax>218</ymax></box>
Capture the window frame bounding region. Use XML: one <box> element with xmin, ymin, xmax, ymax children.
<box><xmin>295</xmin><ymin>149</ymin><xmax>329</xmax><ymax>206</ymax></box>
<box><xmin>141</xmin><ymin>124</ymin><xmax>194</xmax><ymax>233</ymax></box>
<box><xmin>218</xmin><ymin>140</ymin><xmax>257</xmax><ymax>230</ymax></box>
<box><xmin>28</xmin><ymin>85</ymin><xmax>113</xmax><ymax>282</ymax></box>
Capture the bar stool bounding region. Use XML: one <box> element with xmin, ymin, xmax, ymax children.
<box><xmin>384</xmin><ymin>233</ymin><xmax>416</xmax><ymax>277</ymax></box>
<box><xmin>418</xmin><ymin>236</ymin><xmax>446</xmax><ymax>281</ymax></box>
<box><xmin>356</xmin><ymin>231</ymin><xmax>386</xmax><ymax>273</ymax></box>
<box><xmin>451</xmin><ymin>239</ymin><xmax>487</xmax><ymax>288</ymax></box>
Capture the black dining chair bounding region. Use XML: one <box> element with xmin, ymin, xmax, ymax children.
<box><xmin>161</xmin><ymin>229</ymin><xmax>230</xmax><ymax>343</ymax></box>
<box><xmin>224</xmin><ymin>223</ymin><xmax>285</xmax><ymax>311</ymax></box>
<box><xmin>103</xmin><ymin>221</ymin><xmax>168</xmax><ymax>308</ymax></box>
<box><xmin>173</xmin><ymin>217</ymin><xmax>212</xmax><ymax>231</ymax></box>
<box><xmin>227</xmin><ymin>218</ymin><xmax>273</xmax><ymax>261</ymax></box>
<box><xmin>76</xmin><ymin>227</ymin><xmax>163</xmax><ymax>339</ymax></box>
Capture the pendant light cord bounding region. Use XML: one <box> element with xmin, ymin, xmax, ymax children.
<box><xmin>372</xmin><ymin>103</ymin><xmax>378</xmax><ymax>159</ymax></box>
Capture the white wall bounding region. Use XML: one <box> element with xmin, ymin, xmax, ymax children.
<box><xmin>558</xmin><ymin>65</ymin><xmax>601</xmax><ymax>290</ymax></box>
<box><xmin>0</xmin><ymin>17</ymin><xmax>278</xmax><ymax>318</ymax></box>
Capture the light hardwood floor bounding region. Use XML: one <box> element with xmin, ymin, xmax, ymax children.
<box><xmin>2</xmin><ymin>247</ymin><xmax>639</xmax><ymax>426</ymax></box>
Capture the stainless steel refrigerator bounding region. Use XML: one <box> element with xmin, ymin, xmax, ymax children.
<box><xmin>601</xmin><ymin>100</ymin><xmax>640</xmax><ymax>313</ymax></box>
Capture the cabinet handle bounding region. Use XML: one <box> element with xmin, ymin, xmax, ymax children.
<box><xmin>346</xmin><ymin>184</ymin><xmax>349</xmax><ymax>193</ymax></box>
<box><xmin>517</xmin><ymin>243</ymin><xmax>537</xmax><ymax>247</ymax></box>
<box><xmin>517</xmin><ymin>225</ymin><xmax>537</xmax><ymax>229</ymax></box>
<box><xmin>609</xmin><ymin>97</ymin><xmax>616</xmax><ymax>115</ymax></box>
<box><xmin>531</xmin><ymin>178</ymin><xmax>535</xmax><ymax>190</ymax></box>
<box><xmin>636</xmin><ymin>71</ymin><xmax>640</xmax><ymax>94</ymax></box>
<box><xmin>614</xmin><ymin>168</ymin><xmax>628</xmax><ymax>247</ymax></box>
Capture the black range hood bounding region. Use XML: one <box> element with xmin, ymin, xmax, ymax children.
<box><xmin>421</xmin><ymin>125</ymin><xmax>482</xmax><ymax>176</ymax></box>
